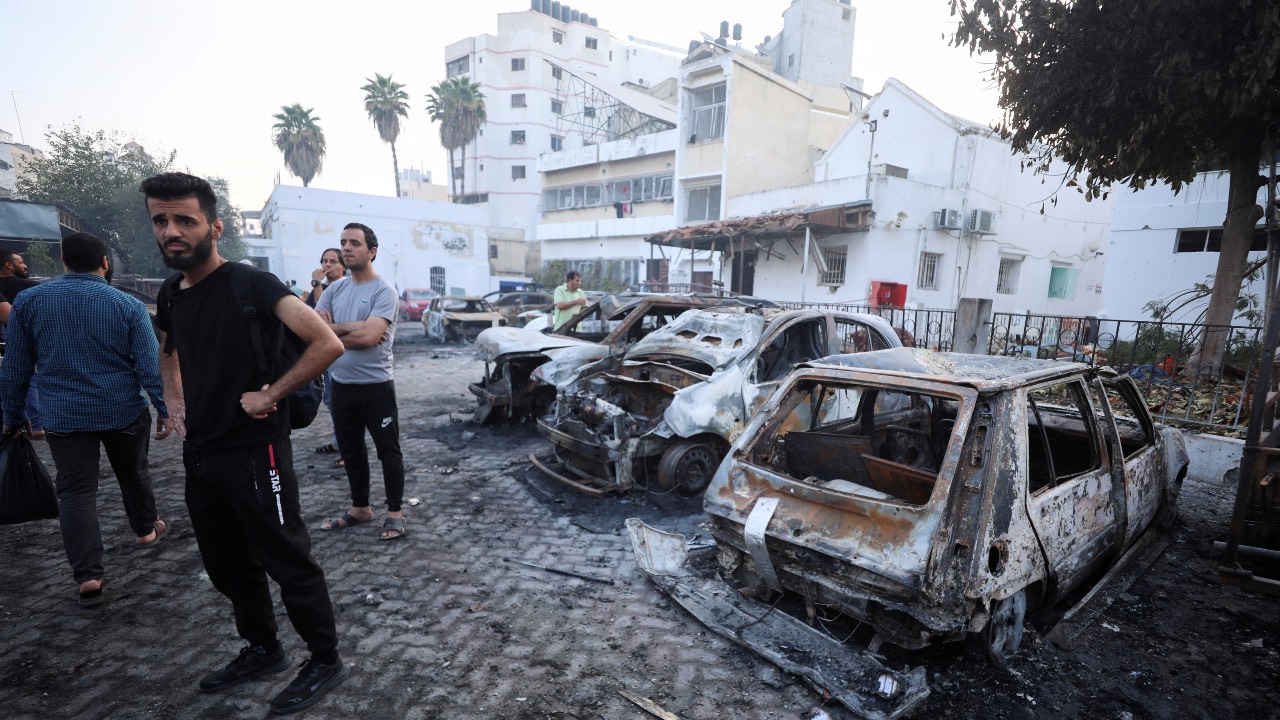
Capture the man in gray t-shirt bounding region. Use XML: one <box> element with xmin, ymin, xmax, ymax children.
<box><xmin>315</xmin><ymin>223</ymin><xmax>407</xmax><ymax>540</ymax></box>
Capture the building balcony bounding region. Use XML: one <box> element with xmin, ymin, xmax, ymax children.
<box><xmin>537</xmin><ymin>213</ymin><xmax>676</xmax><ymax>242</ymax></box>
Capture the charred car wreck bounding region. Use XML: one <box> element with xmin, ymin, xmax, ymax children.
<box><xmin>469</xmin><ymin>293</ymin><xmax>776</xmax><ymax>424</ymax></box>
<box><xmin>533</xmin><ymin>308</ymin><xmax>900</xmax><ymax>495</ymax></box>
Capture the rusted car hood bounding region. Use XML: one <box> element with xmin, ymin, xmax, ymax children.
<box><xmin>474</xmin><ymin>326</ymin><xmax>592</xmax><ymax>362</ymax></box>
<box><xmin>624</xmin><ymin>310</ymin><xmax>765</xmax><ymax>370</ymax></box>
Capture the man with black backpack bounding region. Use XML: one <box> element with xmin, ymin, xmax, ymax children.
<box><xmin>143</xmin><ymin>172</ymin><xmax>349</xmax><ymax>715</ymax></box>
<box><xmin>314</xmin><ymin>223</ymin><xmax>405</xmax><ymax>541</ymax></box>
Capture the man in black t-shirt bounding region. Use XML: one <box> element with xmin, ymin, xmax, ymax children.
<box><xmin>0</xmin><ymin>250</ymin><xmax>43</xmax><ymax>432</ymax></box>
<box><xmin>144</xmin><ymin>173</ymin><xmax>348</xmax><ymax>716</ymax></box>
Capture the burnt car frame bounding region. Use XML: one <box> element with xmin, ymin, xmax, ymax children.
<box><xmin>469</xmin><ymin>293</ymin><xmax>777</xmax><ymax>423</ymax></box>
<box><xmin>700</xmin><ymin>348</ymin><xmax>1188</xmax><ymax>666</ymax></box>
<box><xmin>533</xmin><ymin>308</ymin><xmax>900</xmax><ymax>495</ymax></box>
<box><xmin>423</xmin><ymin>296</ymin><xmax>506</xmax><ymax>342</ymax></box>
<box><xmin>485</xmin><ymin>290</ymin><xmax>556</xmax><ymax>327</ymax></box>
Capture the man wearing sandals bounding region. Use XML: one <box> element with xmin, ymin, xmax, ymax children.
<box><xmin>314</xmin><ymin>223</ymin><xmax>406</xmax><ymax>541</ymax></box>
<box><xmin>144</xmin><ymin>173</ymin><xmax>349</xmax><ymax>715</ymax></box>
<box><xmin>0</xmin><ymin>232</ymin><xmax>171</xmax><ymax>608</ymax></box>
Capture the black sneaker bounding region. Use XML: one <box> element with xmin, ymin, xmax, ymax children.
<box><xmin>269</xmin><ymin>657</ymin><xmax>348</xmax><ymax>715</ymax></box>
<box><xmin>198</xmin><ymin>644</ymin><xmax>291</xmax><ymax>693</ymax></box>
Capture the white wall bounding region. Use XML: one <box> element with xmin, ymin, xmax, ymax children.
<box><xmin>261</xmin><ymin>186</ymin><xmax>493</xmax><ymax>296</ymax></box>
<box><xmin>1105</xmin><ymin>171</ymin><xmax>1270</xmax><ymax>322</ymax></box>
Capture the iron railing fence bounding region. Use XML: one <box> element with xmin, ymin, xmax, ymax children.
<box><xmin>778</xmin><ymin>302</ymin><xmax>958</xmax><ymax>351</ymax></box>
<box><xmin>989</xmin><ymin>312</ymin><xmax>1263</xmax><ymax>431</ymax></box>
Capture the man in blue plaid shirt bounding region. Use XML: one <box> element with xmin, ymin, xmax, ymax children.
<box><xmin>0</xmin><ymin>232</ymin><xmax>171</xmax><ymax>608</ymax></box>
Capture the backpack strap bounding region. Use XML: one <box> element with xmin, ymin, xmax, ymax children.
<box><xmin>158</xmin><ymin>272</ymin><xmax>184</xmax><ymax>356</ymax></box>
<box><xmin>228</xmin><ymin>264</ymin><xmax>271</xmax><ymax>376</ymax></box>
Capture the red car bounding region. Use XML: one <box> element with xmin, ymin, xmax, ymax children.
<box><xmin>399</xmin><ymin>288</ymin><xmax>439</xmax><ymax>321</ymax></box>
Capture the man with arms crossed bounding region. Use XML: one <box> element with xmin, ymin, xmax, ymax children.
<box><xmin>0</xmin><ymin>232</ymin><xmax>170</xmax><ymax>607</ymax></box>
<box><xmin>144</xmin><ymin>172</ymin><xmax>347</xmax><ymax>715</ymax></box>
<box><xmin>316</xmin><ymin>223</ymin><xmax>406</xmax><ymax>540</ymax></box>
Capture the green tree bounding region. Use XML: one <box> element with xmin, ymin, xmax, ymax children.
<box><xmin>361</xmin><ymin>73</ymin><xmax>411</xmax><ymax>198</ymax></box>
<box><xmin>15</xmin><ymin>125</ymin><xmax>244</xmax><ymax>276</ymax></box>
<box><xmin>272</xmin><ymin>104</ymin><xmax>327</xmax><ymax>187</ymax></box>
<box><xmin>426</xmin><ymin>77</ymin><xmax>486</xmax><ymax>201</ymax></box>
<box><xmin>951</xmin><ymin>0</ymin><xmax>1280</xmax><ymax>374</ymax></box>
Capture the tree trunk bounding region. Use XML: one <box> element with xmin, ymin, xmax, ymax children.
<box><xmin>1192</xmin><ymin>144</ymin><xmax>1266</xmax><ymax>376</ymax></box>
<box><xmin>391</xmin><ymin>141</ymin><xmax>402</xmax><ymax>198</ymax></box>
<box><xmin>446</xmin><ymin>148</ymin><xmax>457</xmax><ymax>200</ymax></box>
<box><xmin>459</xmin><ymin>143</ymin><xmax>467</xmax><ymax>200</ymax></box>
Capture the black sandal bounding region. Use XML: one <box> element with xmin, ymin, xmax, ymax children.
<box><xmin>315</xmin><ymin>442</ymin><xmax>339</xmax><ymax>454</ymax></box>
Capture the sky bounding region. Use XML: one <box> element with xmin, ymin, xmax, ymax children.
<box><xmin>0</xmin><ymin>0</ymin><xmax>1000</xmax><ymax>212</ymax></box>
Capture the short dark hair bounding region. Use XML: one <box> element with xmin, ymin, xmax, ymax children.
<box><xmin>61</xmin><ymin>232</ymin><xmax>109</xmax><ymax>273</ymax></box>
<box><xmin>0</xmin><ymin>249</ymin><xmax>20</xmax><ymax>268</ymax></box>
<box><xmin>566</xmin><ymin>270</ymin><xmax>581</xmax><ymax>281</ymax></box>
<box><xmin>139</xmin><ymin>172</ymin><xmax>218</xmax><ymax>223</ymax></box>
<box><xmin>321</xmin><ymin>247</ymin><xmax>346</xmax><ymax>267</ymax></box>
<box><xmin>343</xmin><ymin>222</ymin><xmax>378</xmax><ymax>250</ymax></box>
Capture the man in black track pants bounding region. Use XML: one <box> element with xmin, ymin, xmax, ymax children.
<box><xmin>144</xmin><ymin>172</ymin><xmax>348</xmax><ymax>715</ymax></box>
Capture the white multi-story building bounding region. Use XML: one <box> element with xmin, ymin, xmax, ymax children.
<box><xmin>0</xmin><ymin>128</ymin><xmax>44</xmax><ymax>199</ymax></box>
<box><xmin>397</xmin><ymin>167</ymin><xmax>450</xmax><ymax>203</ymax></box>
<box><xmin>442</xmin><ymin>3</ymin><xmax>682</xmax><ymax>247</ymax></box>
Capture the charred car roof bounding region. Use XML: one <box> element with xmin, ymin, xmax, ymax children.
<box><xmin>802</xmin><ymin>347</ymin><xmax>1093</xmax><ymax>391</ymax></box>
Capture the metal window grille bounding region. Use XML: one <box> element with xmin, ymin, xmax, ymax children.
<box><xmin>918</xmin><ymin>252</ymin><xmax>941</xmax><ymax>290</ymax></box>
<box><xmin>690</xmin><ymin>84</ymin><xmax>726</xmax><ymax>142</ymax></box>
<box><xmin>997</xmin><ymin>258</ymin><xmax>1018</xmax><ymax>294</ymax></box>
<box><xmin>819</xmin><ymin>247</ymin><xmax>848</xmax><ymax>286</ymax></box>
<box><xmin>685</xmin><ymin>185</ymin><xmax>722</xmax><ymax>223</ymax></box>
<box><xmin>429</xmin><ymin>267</ymin><xmax>446</xmax><ymax>294</ymax></box>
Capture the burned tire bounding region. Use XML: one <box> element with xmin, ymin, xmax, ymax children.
<box><xmin>980</xmin><ymin>590</ymin><xmax>1026</xmax><ymax>668</ymax></box>
<box><xmin>656</xmin><ymin>441</ymin><xmax>721</xmax><ymax>496</ymax></box>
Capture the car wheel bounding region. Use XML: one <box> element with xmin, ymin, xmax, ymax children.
<box><xmin>657</xmin><ymin>440</ymin><xmax>722</xmax><ymax>496</ymax></box>
<box><xmin>980</xmin><ymin>589</ymin><xmax>1026</xmax><ymax>668</ymax></box>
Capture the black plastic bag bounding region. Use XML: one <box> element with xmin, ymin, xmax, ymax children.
<box><xmin>0</xmin><ymin>430</ymin><xmax>58</xmax><ymax>524</ymax></box>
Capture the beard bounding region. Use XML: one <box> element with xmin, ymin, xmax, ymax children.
<box><xmin>159</xmin><ymin>229</ymin><xmax>215</xmax><ymax>271</ymax></box>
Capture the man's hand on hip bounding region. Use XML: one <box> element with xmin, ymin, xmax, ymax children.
<box><xmin>241</xmin><ymin>385</ymin><xmax>278</xmax><ymax>419</ymax></box>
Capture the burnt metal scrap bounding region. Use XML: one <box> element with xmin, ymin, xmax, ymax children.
<box><xmin>469</xmin><ymin>293</ymin><xmax>778</xmax><ymax>424</ymax></box>
<box><xmin>534</xmin><ymin>308</ymin><xmax>901</xmax><ymax>495</ymax></box>
<box><xmin>627</xmin><ymin>519</ymin><xmax>929</xmax><ymax>720</ymax></box>
<box><xmin>699</xmin><ymin>347</ymin><xmax>1188</xmax><ymax>666</ymax></box>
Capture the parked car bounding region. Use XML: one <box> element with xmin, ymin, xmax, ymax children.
<box><xmin>469</xmin><ymin>293</ymin><xmax>779</xmax><ymax>424</ymax></box>
<box><xmin>486</xmin><ymin>291</ymin><xmax>555</xmax><ymax>327</ymax></box>
<box><xmin>399</xmin><ymin>287</ymin><xmax>439</xmax><ymax>321</ymax></box>
<box><xmin>423</xmin><ymin>296</ymin><xmax>506</xmax><ymax>343</ymax></box>
<box><xmin>698</xmin><ymin>347</ymin><xmax>1188</xmax><ymax>666</ymax></box>
<box><xmin>533</xmin><ymin>308</ymin><xmax>900</xmax><ymax>495</ymax></box>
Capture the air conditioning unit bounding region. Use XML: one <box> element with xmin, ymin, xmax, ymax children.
<box><xmin>968</xmin><ymin>209</ymin><xmax>997</xmax><ymax>234</ymax></box>
<box><xmin>935</xmin><ymin>208</ymin><xmax>963</xmax><ymax>230</ymax></box>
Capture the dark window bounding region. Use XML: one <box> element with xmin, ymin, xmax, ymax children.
<box><xmin>551</xmin><ymin>65</ymin><xmax>563</xmax><ymax>80</ymax></box>
<box><xmin>552</xmin><ymin>30</ymin><xmax>564</xmax><ymax>44</ymax></box>
<box><xmin>551</xmin><ymin>99</ymin><xmax>563</xmax><ymax>114</ymax></box>
<box><xmin>510</xmin><ymin>130</ymin><xmax>526</xmax><ymax>145</ymax></box>
<box><xmin>489</xmin><ymin>244</ymin><xmax>499</xmax><ymax>259</ymax></box>
<box><xmin>511</xmin><ymin>93</ymin><xmax>526</xmax><ymax>108</ymax></box>
<box><xmin>512</xmin><ymin>165</ymin><xmax>526</xmax><ymax>180</ymax></box>
<box><xmin>551</xmin><ymin>135</ymin><xmax>564</xmax><ymax>152</ymax></box>
<box><xmin>1175</xmin><ymin>227</ymin><xmax>1268</xmax><ymax>253</ymax></box>
<box><xmin>585</xmin><ymin>37</ymin><xmax>598</xmax><ymax>49</ymax></box>
<box><xmin>511</xmin><ymin>58</ymin><xmax>525</xmax><ymax>71</ymax></box>
<box><xmin>445</xmin><ymin>56</ymin><xmax>470</xmax><ymax>78</ymax></box>
<box><xmin>584</xmin><ymin>106</ymin><xmax>595</xmax><ymax>118</ymax></box>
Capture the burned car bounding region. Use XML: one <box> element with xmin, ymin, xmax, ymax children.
<box><xmin>486</xmin><ymin>290</ymin><xmax>555</xmax><ymax>327</ymax></box>
<box><xmin>695</xmin><ymin>348</ymin><xmax>1187</xmax><ymax>666</ymax></box>
<box><xmin>423</xmin><ymin>296</ymin><xmax>506</xmax><ymax>342</ymax></box>
<box><xmin>533</xmin><ymin>308</ymin><xmax>900</xmax><ymax>495</ymax></box>
<box><xmin>469</xmin><ymin>293</ymin><xmax>777</xmax><ymax>423</ymax></box>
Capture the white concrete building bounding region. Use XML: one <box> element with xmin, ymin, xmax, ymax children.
<box><xmin>260</xmin><ymin>186</ymin><xmax>493</xmax><ymax>296</ymax></box>
<box><xmin>0</xmin><ymin>128</ymin><xmax>43</xmax><ymax>199</ymax></box>
<box><xmin>398</xmin><ymin>168</ymin><xmax>450</xmax><ymax>203</ymax></box>
<box><xmin>1106</xmin><ymin>171</ymin><xmax>1272</xmax><ymax>322</ymax></box>
<box><xmin>442</xmin><ymin>3</ymin><xmax>682</xmax><ymax>245</ymax></box>
<box><xmin>654</xmin><ymin>78</ymin><xmax>1114</xmax><ymax>316</ymax></box>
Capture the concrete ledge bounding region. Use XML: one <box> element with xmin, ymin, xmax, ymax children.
<box><xmin>1183</xmin><ymin>431</ymin><xmax>1243</xmax><ymax>486</ymax></box>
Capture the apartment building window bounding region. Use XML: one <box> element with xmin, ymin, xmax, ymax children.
<box><xmin>511</xmin><ymin>57</ymin><xmax>525</xmax><ymax>71</ymax></box>
<box><xmin>997</xmin><ymin>257</ymin><xmax>1021</xmax><ymax>294</ymax></box>
<box><xmin>512</xmin><ymin>165</ymin><xmax>526</xmax><ymax>180</ymax></box>
<box><xmin>490</xmin><ymin>244</ymin><xmax>499</xmax><ymax>259</ymax></box>
<box><xmin>510</xmin><ymin>130</ymin><xmax>526</xmax><ymax>145</ymax></box>
<box><xmin>584</xmin><ymin>105</ymin><xmax>595</xmax><ymax>118</ymax></box>
<box><xmin>819</xmin><ymin>247</ymin><xmax>848</xmax><ymax>287</ymax></box>
<box><xmin>1048</xmin><ymin>264</ymin><xmax>1079</xmax><ymax>300</ymax></box>
<box><xmin>511</xmin><ymin>93</ymin><xmax>526</xmax><ymax>108</ymax></box>
<box><xmin>551</xmin><ymin>65</ymin><xmax>563</xmax><ymax>80</ymax></box>
<box><xmin>552</xmin><ymin>30</ymin><xmax>564</xmax><ymax>44</ymax></box>
<box><xmin>430</xmin><ymin>267</ymin><xmax>446</xmax><ymax>294</ymax></box>
<box><xmin>690</xmin><ymin>84</ymin><xmax>727</xmax><ymax>142</ymax></box>
<box><xmin>551</xmin><ymin>99</ymin><xmax>563</xmax><ymax>114</ymax></box>
<box><xmin>685</xmin><ymin>185</ymin><xmax>721</xmax><ymax>223</ymax></box>
<box><xmin>585</xmin><ymin>37</ymin><xmax>598</xmax><ymax>50</ymax></box>
<box><xmin>918</xmin><ymin>252</ymin><xmax>941</xmax><ymax>290</ymax></box>
<box><xmin>1175</xmin><ymin>227</ymin><xmax>1268</xmax><ymax>253</ymax></box>
<box><xmin>550</xmin><ymin>135</ymin><xmax>564</xmax><ymax>152</ymax></box>
<box><xmin>445</xmin><ymin>56</ymin><xmax>469</xmax><ymax>78</ymax></box>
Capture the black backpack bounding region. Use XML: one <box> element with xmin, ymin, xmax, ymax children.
<box><xmin>160</xmin><ymin>264</ymin><xmax>324</xmax><ymax>430</ymax></box>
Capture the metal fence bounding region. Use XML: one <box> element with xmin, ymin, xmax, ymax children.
<box><xmin>778</xmin><ymin>302</ymin><xmax>958</xmax><ymax>352</ymax></box>
<box><xmin>988</xmin><ymin>312</ymin><xmax>1263</xmax><ymax>432</ymax></box>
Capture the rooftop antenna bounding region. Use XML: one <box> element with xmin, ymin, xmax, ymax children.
<box><xmin>10</xmin><ymin>91</ymin><xmax>26</xmax><ymax>144</ymax></box>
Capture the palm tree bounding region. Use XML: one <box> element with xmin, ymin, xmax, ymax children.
<box><xmin>426</xmin><ymin>77</ymin><xmax>486</xmax><ymax>201</ymax></box>
<box><xmin>361</xmin><ymin>74</ymin><xmax>410</xmax><ymax>198</ymax></box>
<box><xmin>272</xmin><ymin>104</ymin><xmax>326</xmax><ymax>187</ymax></box>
